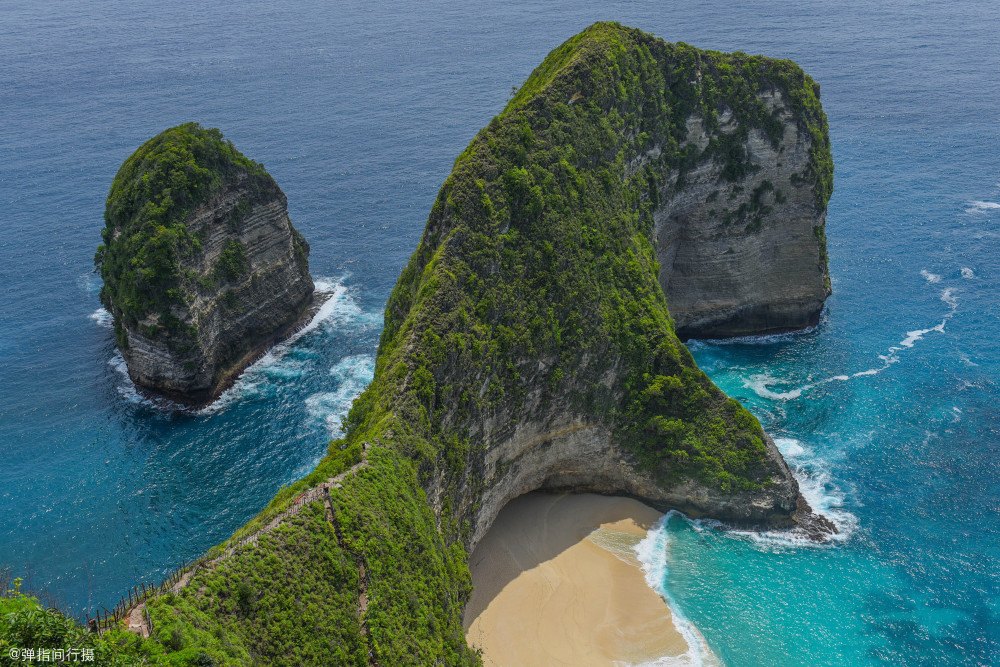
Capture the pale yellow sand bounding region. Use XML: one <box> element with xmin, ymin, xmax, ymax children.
<box><xmin>464</xmin><ymin>492</ymin><xmax>689</xmax><ymax>666</ymax></box>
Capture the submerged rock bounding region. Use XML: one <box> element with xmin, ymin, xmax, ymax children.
<box><xmin>95</xmin><ymin>123</ymin><xmax>314</xmax><ymax>405</ymax></box>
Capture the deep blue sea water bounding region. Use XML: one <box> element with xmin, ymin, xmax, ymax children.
<box><xmin>2</xmin><ymin>1</ymin><xmax>998</xmax><ymax>664</ymax></box>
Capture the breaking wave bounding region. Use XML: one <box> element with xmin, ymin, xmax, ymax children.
<box><xmin>90</xmin><ymin>308</ymin><xmax>112</xmax><ymax>328</ymax></box>
<box><xmin>100</xmin><ymin>278</ymin><xmax>379</xmax><ymax>415</ymax></box>
<box><xmin>744</xmin><ymin>280</ymin><xmax>959</xmax><ymax>401</ymax></box>
<box><xmin>632</xmin><ymin>517</ymin><xmax>722</xmax><ymax>667</ymax></box>
<box><xmin>690</xmin><ymin>323</ymin><xmax>819</xmax><ymax>348</ymax></box>
<box><xmin>305</xmin><ymin>354</ymin><xmax>376</xmax><ymax>437</ymax></box>
<box><xmin>659</xmin><ymin>437</ymin><xmax>857</xmax><ymax>551</ymax></box>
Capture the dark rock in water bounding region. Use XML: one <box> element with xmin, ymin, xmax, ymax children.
<box><xmin>796</xmin><ymin>495</ymin><xmax>839</xmax><ymax>540</ymax></box>
<box><xmin>95</xmin><ymin>123</ymin><xmax>314</xmax><ymax>405</ymax></box>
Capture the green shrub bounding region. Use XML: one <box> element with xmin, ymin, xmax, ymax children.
<box><xmin>233</xmin><ymin>581</ymin><xmax>253</xmax><ymax>615</ymax></box>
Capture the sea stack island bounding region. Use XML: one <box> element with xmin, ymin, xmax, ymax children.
<box><xmin>95</xmin><ymin>123</ymin><xmax>315</xmax><ymax>406</ymax></box>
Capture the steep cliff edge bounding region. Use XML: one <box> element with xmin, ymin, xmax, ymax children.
<box><xmin>95</xmin><ymin>123</ymin><xmax>314</xmax><ymax>404</ymax></box>
<box><xmin>656</xmin><ymin>87</ymin><xmax>832</xmax><ymax>338</ymax></box>
<box><xmin>90</xmin><ymin>25</ymin><xmax>834</xmax><ymax>666</ymax></box>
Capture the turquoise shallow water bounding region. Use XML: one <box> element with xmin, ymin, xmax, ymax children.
<box><xmin>2</xmin><ymin>1</ymin><xmax>998</xmax><ymax>664</ymax></box>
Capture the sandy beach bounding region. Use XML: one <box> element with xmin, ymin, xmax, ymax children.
<box><xmin>464</xmin><ymin>492</ymin><xmax>690</xmax><ymax>666</ymax></box>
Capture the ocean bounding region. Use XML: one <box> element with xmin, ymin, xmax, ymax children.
<box><xmin>1</xmin><ymin>1</ymin><xmax>997</xmax><ymax>664</ymax></box>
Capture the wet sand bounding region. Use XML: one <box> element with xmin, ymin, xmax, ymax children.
<box><xmin>464</xmin><ymin>492</ymin><xmax>690</xmax><ymax>666</ymax></box>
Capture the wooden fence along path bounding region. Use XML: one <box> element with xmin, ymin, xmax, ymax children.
<box><xmin>87</xmin><ymin>560</ymin><xmax>192</xmax><ymax>635</ymax></box>
<box><xmin>102</xmin><ymin>441</ymin><xmax>373</xmax><ymax>638</ymax></box>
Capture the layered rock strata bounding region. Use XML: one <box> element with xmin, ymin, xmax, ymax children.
<box><xmin>654</xmin><ymin>93</ymin><xmax>832</xmax><ymax>339</ymax></box>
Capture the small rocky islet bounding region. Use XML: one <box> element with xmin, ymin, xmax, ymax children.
<box><xmin>79</xmin><ymin>22</ymin><xmax>833</xmax><ymax>664</ymax></box>
<box><xmin>95</xmin><ymin>122</ymin><xmax>315</xmax><ymax>406</ymax></box>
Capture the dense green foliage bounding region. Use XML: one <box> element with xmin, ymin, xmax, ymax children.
<box><xmin>136</xmin><ymin>440</ymin><xmax>476</xmax><ymax>666</ymax></box>
<box><xmin>213</xmin><ymin>240</ymin><xmax>248</xmax><ymax>282</ymax></box>
<box><xmin>40</xmin><ymin>24</ymin><xmax>832</xmax><ymax>665</ymax></box>
<box><xmin>144</xmin><ymin>504</ymin><xmax>366</xmax><ymax>666</ymax></box>
<box><xmin>0</xmin><ymin>579</ymin><xmax>150</xmax><ymax>666</ymax></box>
<box><xmin>95</xmin><ymin>123</ymin><xmax>277</xmax><ymax>347</ymax></box>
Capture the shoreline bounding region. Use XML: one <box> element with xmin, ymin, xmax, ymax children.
<box><xmin>200</xmin><ymin>287</ymin><xmax>333</xmax><ymax>406</ymax></box>
<box><xmin>465</xmin><ymin>492</ymin><xmax>697</xmax><ymax>666</ymax></box>
<box><xmin>128</xmin><ymin>287</ymin><xmax>333</xmax><ymax>411</ymax></box>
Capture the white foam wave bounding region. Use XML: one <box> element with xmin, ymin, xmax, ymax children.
<box><xmin>198</xmin><ymin>279</ymin><xmax>377</xmax><ymax>415</ymax></box>
<box><xmin>247</xmin><ymin>278</ymin><xmax>377</xmax><ymax>369</ymax></box>
<box><xmin>108</xmin><ymin>352</ymin><xmax>162</xmax><ymax>408</ymax></box>
<box><xmin>694</xmin><ymin>323</ymin><xmax>818</xmax><ymax>347</ymax></box>
<box><xmin>889</xmin><ymin>287</ymin><xmax>957</xmax><ymax>351</ymax></box>
<box><xmin>744</xmin><ymin>374</ymin><xmax>807</xmax><ymax>400</ymax></box>
<box><xmin>90</xmin><ymin>308</ymin><xmax>112</xmax><ymax>328</ymax></box>
<box><xmin>920</xmin><ymin>269</ymin><xmax>941</xmax><ymax>284</ymax></box>
<box><xmin>109</xmin><ymin>351</ymin><xmax>128</xmax><ymax>378</ymax></box>
<box><xmin>108</xmin><ymin>351</ymin><xmax>196</xmax><ymax>412</ymax></box>
<box><xmin>966</xmin><ymin>200</ymin><xmax>1000</xmax><ymax>212</ymax></box>
<box><xmin>104</xmin><ymin>279</ymin><xmax>379</xmax><ymax>414</ymax></box>
<box><xmin>744</xmin><ymin>281</ymin><xmax>958</xmax><ymax>401</ymax></box>
<box><xmin>941</xmin><ymin>287</ymin><xmax>958</xmax><ymax>309</ymax></box>
<box><xmin>961</xmin><ymin>267</ymin><xmax>976</xmax><ymax>279</ymax></box>
<box><xmin>305</xmin><ymin>354</ymin><xmax>375</xmax><ymax>436</ymax></box>
<box><xmin>686</xmin><ymin>437</ymin><xmax>858</xmax><ymax>548</ymax></box>
<box><xmin>775</xmin><ymin>436</ymin><xmax>805</xmax><ymax>458</ymax></box>
<box><xmin>630</xmin><ymin>516</ymin><xmax>721</xmax><ymax>667</ymax></box>
<box><xmin>795</xmin><ymin>471</ymin><xmax>858</xmax><ymax>538</ymax></box>
<box><xmin>851</xmin><ymin>366</ymin><xmax>887</xmax><ymax>378</ymax></box>
<box><xmin>899</xmin><ymin>322</ymin><xmax>945</xmax><ymax>348</ymax></box>
<box><xmin>724</xmin><ymin>484</ymin><xmax>856</xmax><ymax>548</ymax></box>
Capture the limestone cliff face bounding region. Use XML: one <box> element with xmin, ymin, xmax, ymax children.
<box><xmin>652</xmin><ymin>92</ymin><xmax>831</xmax><ymax>339</ymax></box>
<box><xmin>119</xmin><ymin>177</ymin><xmax>313</xmax><ymax>402</ymax></box>
<box><xmin>418</xmin><ymin>341</ymin><xmax>801</xmax><ymax>553</ymax></box>
<box><xmin>436</xmin><ymin>385</ymin><xmax>801</xmax><ymax>551</ymax></box>
<box><xmin>97</xmin><ymin>124</ymin><xmax>313</xmax><ymax>404</ymax></box>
